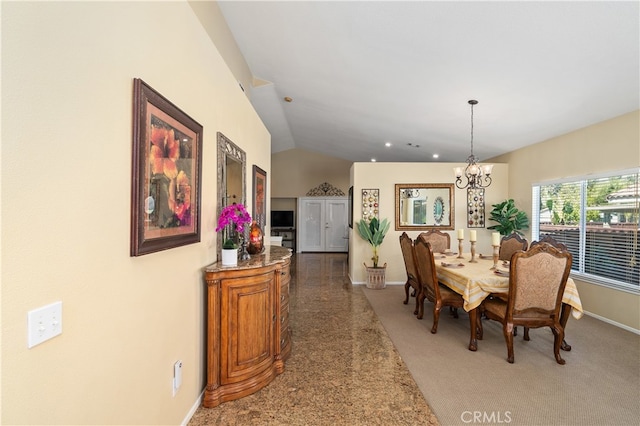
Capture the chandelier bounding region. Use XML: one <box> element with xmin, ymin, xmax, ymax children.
<box><xmin>454</xmin><ymin>100</ymin><xmax>493</xmax><ymax>189</ymax></box>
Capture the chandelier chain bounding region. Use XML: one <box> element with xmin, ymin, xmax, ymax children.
<box><xmin>470</xmin><ymin>102</ymin><xmax>474</xmax><ymax>159</ymax></box>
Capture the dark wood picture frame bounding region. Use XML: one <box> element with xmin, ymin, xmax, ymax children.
<box><xmin>131</xmin><ymin>78</ymin><xmax>203</xmax><ymax>256</ymax></box>
<box><xmin>252</xmin><ymin>165</ymin><xmax>267</xmax><ymax>228</ymax></box>
<box><xmin>348</xmin><ymin>186</ymin><xmax>353</xmax><ymax>228</ymax></box>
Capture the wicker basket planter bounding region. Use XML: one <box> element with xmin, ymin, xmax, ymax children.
<box><xmin>364</xmin><ymin>263</ymin><xmax>387</xmax><ymax>289</ymax></box>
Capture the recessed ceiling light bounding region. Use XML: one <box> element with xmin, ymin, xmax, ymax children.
<box><xmin>385</xmin><ymin>142</ymin><xmax>392</xmax><ymax>147</ymax></box>
<box><xmin>284</xmin><ymin>96</ymin><xmax>293</xmax><ymax>102</ymax></box>
<box><xmin>433</xmin><ymin>154</ymin><xmax>439</xmax><ymax>159</ymax></box>
<box><xmin>371</xmin><ymin>158</ymin><xmax>377</xmax><ymax>162</ymax></box>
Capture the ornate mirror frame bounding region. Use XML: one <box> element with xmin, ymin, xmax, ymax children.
<box><xmin>395</xmin><ymin>183</ymin><xmax>455</xmax><ymax>231</ymax></box>
<box><xmin>217</xmin><ymin>132</ymin><xmax>246</xmax><ymax>251</ymax></box>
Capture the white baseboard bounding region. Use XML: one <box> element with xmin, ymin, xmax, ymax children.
<box><xmin>181</xmin><ymin>389</ymin><xmax>204</xmax><ymax>426</ymax></box>
<box><xmin>353</xmin><ymin>281</ymin><xmax>405</xmax><ymax>286</ymax></box>
<box><xmin>583</xmin><ymin>310</ymin><xmax>640</xmax><ymax>335</ymax></box>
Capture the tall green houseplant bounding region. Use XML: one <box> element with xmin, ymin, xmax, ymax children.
<box><xmin>356</xmin><ymin>217</ymin><xmax>390</xmax><ymax>268</ymax></box>
<box><xmin>487</xmin><ymin>199</ymin><xmax>529</xmax><ymax>236</ymax></box>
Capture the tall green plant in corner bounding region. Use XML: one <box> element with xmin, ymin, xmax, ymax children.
<box><xmin>487</xmin><ymin>199</ymin><xmax>529</xmax><ymax>236</ymax></box>
<box><xmin>356</xmin><ymin>217</ymin><xmax>390</xmax><ymax>268</ymax></box>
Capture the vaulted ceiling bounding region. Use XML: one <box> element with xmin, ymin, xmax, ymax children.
<box><xmin>218</xmin><ymin>1</ymin><xmax>639</xmax><ymax>163</ymax></box>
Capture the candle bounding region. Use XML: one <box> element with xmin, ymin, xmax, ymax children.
<box><xmin>492</xmin><ymin>232</ymin><xmax>501</xmax><ymax>246</ymax></box>
<box><xmin>469</xmin><ymin>230</ymin><xmax>477</xmax><ymax>242</ymax></box>
<box><xmin>457</xmin><ymin>229</ymin><xmax>464</xmax><ymax>240</ymax></box>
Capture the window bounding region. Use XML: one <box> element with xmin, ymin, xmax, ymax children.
<box><xmin>532</xmin><ymin>169</ymin><xmax>639</xmax><ymax>293</ymax></box>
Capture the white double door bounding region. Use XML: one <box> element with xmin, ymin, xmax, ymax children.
<box><xmin>297</xmin><ymin>197</ymin><xmax>348</xmax><ymax>252</ymax></box>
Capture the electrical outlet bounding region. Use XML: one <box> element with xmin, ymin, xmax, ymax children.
<box><xmin>27</xmin><ymin>301</ymin><xmax>63</xmax><ymax>348</ymax></box>
<box><xmin>173</xmin><ymin>360</ymin><xmax>182</xmax><ymax>396</ymax></box>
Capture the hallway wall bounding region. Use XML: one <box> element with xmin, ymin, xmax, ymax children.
<box><xmin>2</xmin><ymin>2</ymin><xmax>269</xmax><ymax>424</ymax></box>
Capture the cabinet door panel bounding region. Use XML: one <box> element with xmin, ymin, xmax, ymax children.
<box><xmin>220</xmin><ymin>272</ymin><xmax>273</xmax><ymax>384</ymax></box>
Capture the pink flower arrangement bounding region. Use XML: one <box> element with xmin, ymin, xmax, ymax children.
<box><xmin>216</xmin><ymin>204</ymin><xmax>252</xmax><ymax>249</ymax></box>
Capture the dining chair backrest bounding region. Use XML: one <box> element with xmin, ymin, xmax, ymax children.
<box><xmin>508</xmin><ymin>244</ymin><xmax>572</xmax><ymax>318</ymax></box>
<box><xmin>413</xmin><ymin>239</ymin><xmax>440</xmax><ymax>303</ymax></box>
<box><xmin>417</xmin><ymin>230</ymin><xmax>450</xmax><ymax>254</ymax></box>
<box><xmin>483</xmin><ymin>243</ymin><xmax>573</xmax><ymax>364</ymax></box>
<box><xmin>399</xmin><ymin>232</ymin><xmax>419</xmax><ymax>288</ymax></box>
<box><xmin>530</xmin><ymin>235</ymin><xmax>568</xmax><ymax>252</ymax></box>
<box><xmin>499</xmin><ymin>233</ymin><xmax>529</xmax><ymax>261</ymax></box>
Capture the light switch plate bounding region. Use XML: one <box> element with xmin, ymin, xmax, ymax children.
<box><xmin>27</xmin><ymin>301</ymin><xmax>62</xmax><ymax>348</ymax></box>
<box><xmin>173</xmin><ymin>360</ymin><xmax>182</xmax><ymax>396</ymax></box>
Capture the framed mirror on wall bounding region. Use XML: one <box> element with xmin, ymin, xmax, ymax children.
<box><xmin>395</xmin><ymin>183</ymin><xmax>455</xmax><ymax>231</ymax></box>
<box><xmin>217</xmin><ymin>132</ymin><xmax>246</xmax><ymax>250</ymax></box>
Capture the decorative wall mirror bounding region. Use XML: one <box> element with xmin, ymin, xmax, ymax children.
<box><xmin>217</xmin><ymin>132</ymin><xmax>246</xmax><ymax>249</ymax></box>
<box><xmin>395</xmin><ymin>183</ymin><xmax>455</xmax><ymax>231</ymax></box>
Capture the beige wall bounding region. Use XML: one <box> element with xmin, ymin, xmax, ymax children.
<box><xmin>350</xmin><ymin>163</ymin><xmax>509</xmax><ymax>284</ymax></box>
<box><xmin>490</xmin><ymin>110</ymin><xmax>640</xmax><ymax>331</ymax></box>
<box><xmin>1</xmin><ymin>1</ymin><xmax>270</xmax><ymax>424</ymax></box>
<box><xmin>188</xmin><ymin>0</ymin><xmax>254</xmax><ymax>101</ymax></box>
<box><xmin>271</xmin><ymin>148</ymin><xmax>352</xmax><ymax>198</ymax></box>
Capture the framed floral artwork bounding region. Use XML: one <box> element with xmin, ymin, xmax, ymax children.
<box><xmin>130</xmin><ymin>78</ymin><xmax>203</xmax><ymax>256</ymax></box>
<box><xmin>252</xmin><ymin>165</ymin><xmax>267</xmax><ymax>228</ymax></box>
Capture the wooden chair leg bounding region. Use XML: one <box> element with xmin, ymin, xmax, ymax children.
<box><xmin>403</xmin><ymin>282</ymin><xmax>410</xmax><ymax>305</ymax></box>
<box><xmin>414</xmin><ymin>291</ymin><xmax>421</xmax><ymax>317</ymax></box>
<box><xmin>476</xmin><ymin>314</ymin><xmax>483</xmax><ymax>340</ymax></box>
<box><xmin>504</xmin><ymin>324</ymin><xmax>515</xmax><ymax>363</ymax></box>
<box><xmin>431</xmin><ymin>305</ymin><xmax>441</xmax><ymax>334</ymax></box>
<box><xmin>523</xmin><ymin>327</ymin><xmax>530</xmax><ymax>341</ymax></box>
<box><xmin>552</xmin><ymin>325</ymin><xmax>566</xmax><ymax>365</ymax></box>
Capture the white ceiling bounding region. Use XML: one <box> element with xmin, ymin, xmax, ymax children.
<box><xmin>218</xmin><ymin>1</ymin><xmax>639</xmax><ymax>163</ymax></box>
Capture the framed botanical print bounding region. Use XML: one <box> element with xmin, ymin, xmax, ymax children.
<box><xmin>130</xmin><ymin>78</ymin><xmax>203</xmax><ymax>256</ymax></box>
<box><xmin>252</xmin><ymin>165</ymin><xmax>267</xmax><ymax>228</ymax></box>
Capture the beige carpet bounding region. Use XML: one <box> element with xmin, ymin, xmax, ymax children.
<box><xmin>363</xmin><ymin>284</ymin><xmax>640</xmax><ymax>426</ymax></box>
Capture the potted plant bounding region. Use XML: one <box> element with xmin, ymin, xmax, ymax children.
<box><xmin>356</xmin><ymin>217</ymin><xmax>390</xmax><ymax>289</ymax></box>
<box><xmin>216</xmin><ymin>203</ymin><xmax>252</xmax><ymax>266</ymax></box>
<box><xmin>487</xmin><ymin>199</ymin><xmax>529</xmax><ymax>236</ymax></box>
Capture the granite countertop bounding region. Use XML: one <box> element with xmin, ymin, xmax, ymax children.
<box><xmin>205</xmin><ymin>245</ymin><xmax>292</xmax><ymax>272</ymax></box>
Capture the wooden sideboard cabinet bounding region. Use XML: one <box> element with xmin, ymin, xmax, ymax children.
<box><xmin>203</xmin><ymin>246</ymin><xmax>292</xmax><ymax>408</ymax></box>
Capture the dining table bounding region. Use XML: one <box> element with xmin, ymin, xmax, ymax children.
<box><xmin>434</xmin><ymin>252</ymin><xmax>583</xmax><ymax>352</ymax></box>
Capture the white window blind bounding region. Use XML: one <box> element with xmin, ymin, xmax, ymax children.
<box><xmin>533</xmin><ymin>170</ymin><xmax>639</xmax><ymax>292</ymax></box>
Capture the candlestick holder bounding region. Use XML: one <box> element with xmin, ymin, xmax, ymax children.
<box><xmin>469</xmin><ymin>241</ymin><xmax>477</xmax><ymax>263</ymax></box>
<box><xmin>490</xmin><ymin>244</ymin><xmax>500</xmax><ymax>270</ymax></box>
<box><xmin>457</xmin><ymin>239</ymin><xmax>464</xmax><ymax>259</ymax></box>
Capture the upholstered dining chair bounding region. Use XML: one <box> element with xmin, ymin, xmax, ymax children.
<box><xmin>417</xmin><ymin>230</ymin><xmax>451</xmax><ymax>254</ymax></box>
<box><xmin>399</xmin><ymin>232</ymin><xmax>420</xmax><ymax>316</ymax></box>
<box><xmin>498</xmin><ymin>232</ymin><xmax>529</xmax><ymax>262</ymax></box>
<box><xmin>481</xmin><ymin>243</ymin><xmax>573</xmax><ymax>364</ymax></box>
<box><xmin>414</xmin><ymin>239</ymin><xmax>464</xmax><ymax>332</ymax></box>
<box><xmin>523</xmin><ymin>235</ymin><xmax>569</xmax><ymax>341</ymax></box>
<box><xmin>530</xmin><ymin>235</ymin><xmax>568</xmax><ymax>252</ymax></box>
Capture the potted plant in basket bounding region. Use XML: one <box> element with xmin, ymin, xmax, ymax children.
<box><xmin>487</xmin><ymin>199</ymin><xmax>529</xmax><ymax>236</ymax></box>
<box><xmin>216</xmin><ymin>203</ymin><xmax>252</xmax><ymax>266</ymax></box>
<box><xmin>356</xmin><ymin>217</ymin><xmax>390</xmax><ymax>289</ymax></box>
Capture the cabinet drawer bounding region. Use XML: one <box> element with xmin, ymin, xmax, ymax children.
<box><xmin>279</xmin><ymin>265</ymin><xmax>290</xmax><ymax>282</ymax></box>
<box><xmin>279</xmin><ymin>231</ymin><xmax>294</xmax><ymax>240</ymax></box>
<box><xmin>280</xmin><ymin>298</ymin><xmax>289</xmax><ymax>319</ymax></box>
